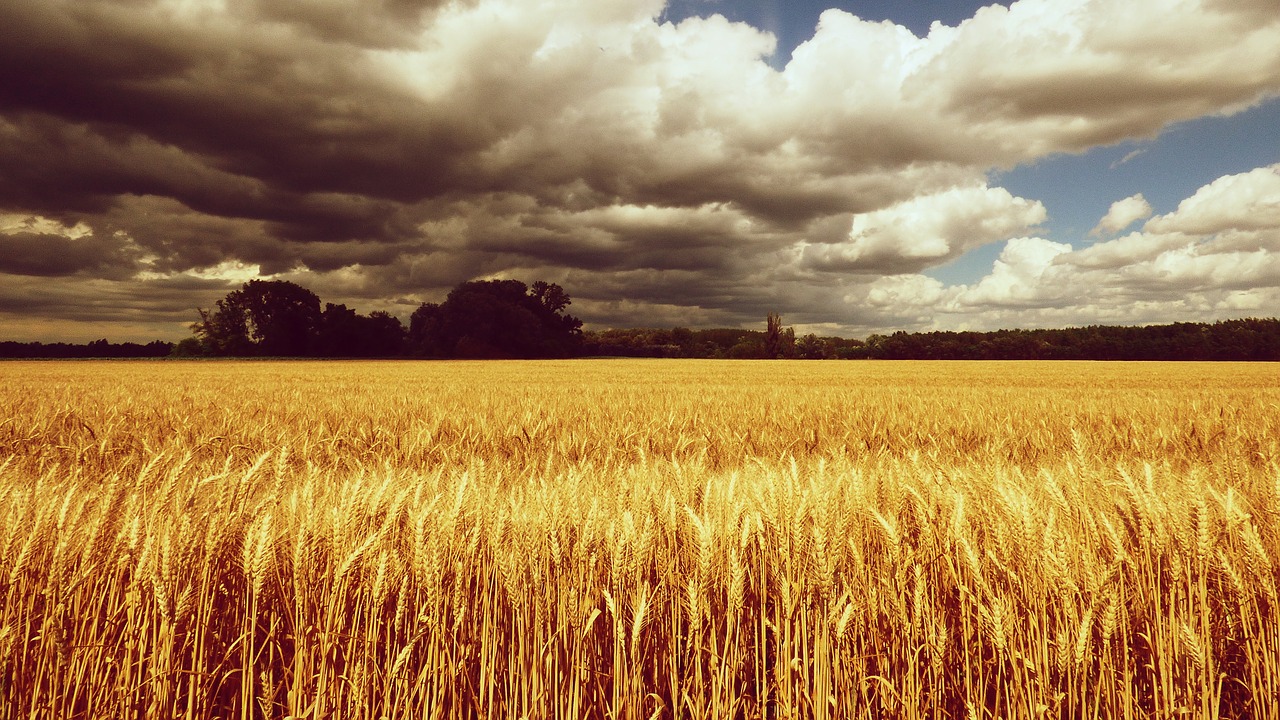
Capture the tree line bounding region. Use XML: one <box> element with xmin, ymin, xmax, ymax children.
<box><xmin>176</xmin><ymin>278</ymin><xmax>583</xmax><ymax>359</ymax></box>
<box><xmin>2</xmin><ymin>278</ymin><xmax>1278</xmax><ymax>360</ymax></box>
<box><xmin>585</xmin><ymin>318</ymin><xmax>1280</xmax><ymax>360</ymax></box>
<box><xmin>582</xmin><ymin>324</ymin><xmax>867</xmax><ymax>359</ymax></box>
<box><xmin>858</xmin><ymin>320</ymin><xmax>1280</xmax><ymax>361</ymax></box>
<box><xmin>0</xmin><ymin>339</ymin><xmax>174</xmax><ymax>359</ymax></box>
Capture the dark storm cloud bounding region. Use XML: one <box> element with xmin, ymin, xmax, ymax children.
<box><xmin>292</xmin><ymin>239</ymin><xmax>414</xmax><ymax>273</ymax></box>
<box><xmin>0</xmin><ymin>271</ymin><xmax>220</xmax><ymax>323</ymax></box>
<box><xmin>508</xmin><ymin>204</ymin><xmax>786</xmax><ymax>272</ymax></box>
<box><xmin>0</xmin><ymin>231</ymin><xmax>142</xmax><ymax>277</ymax></box>
<box><xmin>94</xmin><ymin>195</ymin><xmax>287</xmax><ymax>272</ymax></box>
<box><xmin>556</xmin><ymin>259</ymin><xmax>875</xmax><ymax>332</ymax></box>
<box><xmin>0</xmin><ymin>111</ymin><xmax>428</xmax><ymax>252</ymax></box>
<box><xmin>0</xmin><ymin>0</ymin><xmax>498</xmax><ymax>243</ymax></box>
<box><xmin>0</xmin><ymin>114</ymin><xmax>270</xmax><ymax>215</ymax></box>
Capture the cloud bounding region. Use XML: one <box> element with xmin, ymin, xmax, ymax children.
<box><xmin>801</xmin><ymin>184</ymin><xmax>1046</xmax><ymax>274</ymax></box>
<box><xmin>0</xmin><ymin>231</ymin><xmax>144</xmax><ymax>278</ymax></box>
<box><xmin>953</xmin><ymin>237</ymin><xmax>1074</xmax><ymax>309</ymax></box>
<box><xmin>1066</xmin><ymin>230</ymin><xmax>1187</xmax><ymax>270</ymax></box>
<box><xmin>0</xmin><ymin>213</ymin><xmax>146</xmax><ymax>277</ymax></box>
<box><xmin>0</xmin><ymin>0</ymin><xmax>1278</xmax><ymax>339</ymax></box>
<box><xmin>0</xmin><ymin>271</ymin><xmax>224</xmax><ymax>342</ymax></box>
<box><xmin>238</xmin><ymin>0</ymin><xmax>467</xmax><ymax>49</ymax></box>
<box><xmin>920</xmin><ymin>0</ymin><xmax>1280</xmax><ymax>158</ymax></box>
<box><xmin>1091</xmin><ymin>193</ymin><xmax>1152</xmax><ymax>236</ymax></box>
<box><xmin>0</xmin><ymin>213</ymin><xmax>92</xmax><ymax>238</ymax></box>
<box><xmin>1143</xmin><ymin>164</ymin><xmax>1280</xmax><ymax>235</ymax></box>
<box><xmin>916</xmin><ymin>163</ymin><xmax>1280</xmax><ymax>330</ymax></box>
<box><xmin>1110</xmin><ymin>147</ymin><xmax>1148</xmax><ymax>169</ymax></box>
<box><xmin>863</xmin><ymin>274</ymin><xmax>948</xmax><ymax>329</ymax></box>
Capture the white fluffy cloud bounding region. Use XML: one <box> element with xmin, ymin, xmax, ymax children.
<box><xmin>866</xmin><ymin>274</ymin><xmax>946</xmax><ymax>309</ymax></box>
<box><xmin>1144</xmin><ymin>165</ymin><xmax>1280</xmax><ymax>235</ymax></box>
<box><xmin>913</xmin><ymin>0</ymin><xmax>1280</xmax><ymax>158</ymax></box>
<box><xmin>802</xmin><ymin>184</ymin><xmax>1046</xmax><ymax>274</ymax></box>
<box><xmin>881</xmin><ymin>163</ymin><xmax>1280</xmax><ymax>331</ymax></box>
<box><xmin>955</xmin><ymin>237</ymin><xmax>1074</xmax><ymax>308</ymax></box>
<box><xmin>1092</xmin><ymin>194</ymin><xmax>1152</xmax><ymax>236</ymax></box>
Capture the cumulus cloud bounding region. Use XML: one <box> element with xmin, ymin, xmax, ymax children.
<box><xmin>954</xmin><ymin>237</ymin><xmax>1073</xmax><ymax>308</ymax></box>
<box><xmin>1</xmin><ymin>0</ymin><xmax>1279</xmax><ymax>339</ymax></box>
<box><xmin>860</xmin><ymin>274</ymin><xmax>949</xmax><ymax>329</ymax></box>
<box><xmin>1091</xmin><ymin>194</ymin><xmax>1152</xmax><ymax>236</ymax></box>
<box><xmin>920</xmin><ymin>0</ymin><xmax>1280</xmax><ymax>157</ymax></box>
<box><xmin>1067</xmin><ymin>230</ymin><xmax>1187</xmax><ymax>270</ymax></box>
<box><xmin>802</xmin><ymin>184</ymin><xmax>1046</xmax><ymax>274</ymax></box>
<box><xmin>915</xmin><ymin>164</ymin><xmax>1280</xmax><ymax>330</ymax></box>
<box><xmin>1144</xmin><ymin>164</ymin><xmax>1280</xmax><ymax>235</ymax></box>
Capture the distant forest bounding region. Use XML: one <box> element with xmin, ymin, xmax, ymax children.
<box><xmin>584</xmin><ymin>318</ymin><xmax>1280</xmax><ymax>361</ymax></box>
<box><xmin>3</xmin><ymin>279</ymin><xmax>1278</xmax><ymax>360</ymax></box>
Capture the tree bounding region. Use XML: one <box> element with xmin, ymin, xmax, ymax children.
<box><xmin>669</xmin><ymin>327</ymin><xmax>695</xmax><ymax>356</ymax></box>
<box><xmin>171</xmin><ymin>337</ymin><xmax>205</xmax><ymax>357</ymax></box>
<box><xmin>409</xmin><ymin>279</ymin><xmax>583</xmax><ymax>359</ymax></box>
<box><xmin>409</xmin><ymin>302</ymin><xmax>442</xmax><ymax>356</ymax></box>
<box><xmin>728</xmin><ymin>337</ymin><xmax>767</xmax><ymax>359</ymax></box>
<box><xmin>763</xmin><ymin>312</ymin><xmax>797</xmax><ymax>358</ymax></box>
<box><xmin>797</xmin><ymin>333</ymin><xmax>824</xmax><ymax>359</ymax></box>
<box><xmin>364</xmin><ymin>311</ymin><xmax>409</xmax><ymax>357</ymax></box>
<box><xmin>192</xmin><ymin>298</ymin><xmax>252</xmax><ymax>355</ymax></box>
<box><xmin>192</xmin><ymin>280</ymin><xmax>322</xmax><ymax>356</ymax></box>
<box><xmin>531</xmin><ymin>280</ymin><xmax>571</xmax><ymax>314</ymax></box>
<box><xmin>765</xmin><ymin>312</ymin><xmax>783</xmax><ymax>358</ymax></box>
<box><xmin>317</xmin><ymin>304</ymin><xmax>407</xmax><ymax>357</ymax></box>
<box><xmin>780</xmin><ymin>326</ymin><xmax>797</xmax><ymax>358</ymax></box>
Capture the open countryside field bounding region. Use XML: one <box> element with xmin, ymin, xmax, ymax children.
<box><xmin>1</xmin><ymin>359</ymin><xmax>1278</xmax><ymax>719</ymax></box>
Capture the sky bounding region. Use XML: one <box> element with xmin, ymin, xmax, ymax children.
<box><xmin>1</xmin><ymin>0</ymin><xmax>1278</xmax><ymax>342</ymax></box>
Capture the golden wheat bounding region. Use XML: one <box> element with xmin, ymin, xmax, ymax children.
<box><xmin>0</xmin><ymin>359</ymin><xmax>1277</xmax><ymax>719</ymax></box>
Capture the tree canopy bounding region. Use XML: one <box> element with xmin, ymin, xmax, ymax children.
<box><xmin>0</xmin><ymin>339</ymin><xmax>174</xmax><ymax>359</ymax></box>
<box><xmin>183</xmin><ymin>278</ymin><xmax>582</xmax><ymax>358</ymax></box>
<box><xmin>192</xmin><ymin>280</ymin><xmax>325</xmax><ymax>356</ymax></box>
<box><xmin>856</xmin><ymin>320</ymin><xmax>1280</xmax><ymax>361</ymax></box>
<box><xmin>580</xmin><ymin>317</ymin><xmax>1280</xmax><ymax>361</ymax></box>
<box><xmin>409</xmin><ymin>280</ymin><xmax>583</xmax><ymax>359</ymax></box>
<box><xmin>316</xmin><ymin>304</ymin><xmax>408</xmax><ymax>358</ymax></box>
<box><xmin>187</xmin><ymin>280</ymin><xmax>406</xmax><ymax>357</ymax></box>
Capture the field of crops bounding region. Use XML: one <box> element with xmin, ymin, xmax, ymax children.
<box><xmin>1</xmin><ymin>359</ymin><xmax>1277</xmax><ymax>719</ymax></box>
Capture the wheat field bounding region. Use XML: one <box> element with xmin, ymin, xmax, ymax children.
<box><xmin>1</xmin><ymin>359</ymin><xmax>1277</xmax><ymax>719</ymax></box>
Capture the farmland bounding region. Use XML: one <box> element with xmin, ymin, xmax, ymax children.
<box><xmin>1</xmin><ymin>359</ymin><xmax>1278</xmax><ymax>718</ymax></box>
